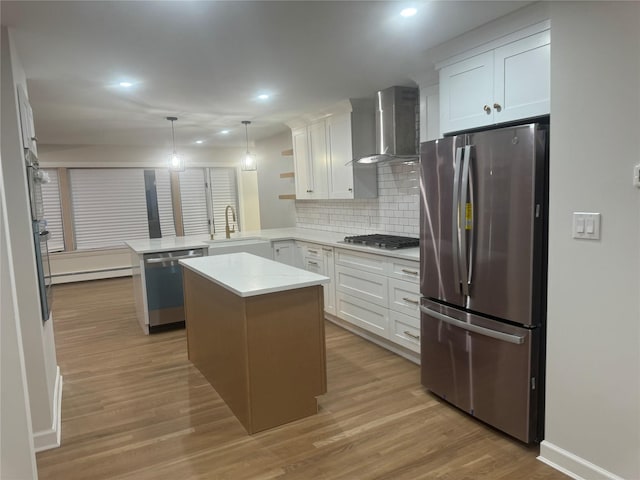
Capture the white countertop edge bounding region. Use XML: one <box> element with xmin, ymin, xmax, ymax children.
<box><xmin>126</xmin><ymin>228</ymin><xmax>419</xmax><ymax>261</ymax></box>
<box><xmin>180</xmin><ymin>253</ymin><xmax>330</xmax><ymax>298</ymax></box>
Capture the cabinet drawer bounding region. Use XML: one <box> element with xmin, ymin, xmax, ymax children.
<box><xmin>335</xmin><ymin>248</ymin><xmax>386</xmax><ymax>275</ymax></box>
<box><xmin>388</xmin><ymin>278</ymin><xmax>420</xmax><ymax>317</ymax></box>
<box><xmin>389</xmin><ymin>310</ymin><xmax>420</xmax><ymax>353</ymax></box>
<box><xmin>388</xmin><ymin>258</ymin><xmax>420</xmax><ymax>284</ymax></box>
<box><xmin>298</xmin><ymin>242</ymin><xmax>323</xmax><ymax>261</ymax></box>
<box><xmin>336</xmin><ymin>292</ymin><xmax>388</xmax><ymax>337</ymax></box>
<box><xmin>335</xmin><ymin>265</ymin><xmax>388</xmax><ymax>308</ymax></box>
<box><xmin>303</xmin><ymin>257</ymin><xmax>323</xmax><ymax>275</ymax></box>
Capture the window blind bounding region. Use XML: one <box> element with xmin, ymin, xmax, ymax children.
<box><xmin>209</xmin><ymin>168</ymin><xmax>240</xmax><ymax>234</ymax></box>
<box><xmin>178</xmin><ymin>168</ymin><xmax>209</xmax><ymax>235</ymax></box>
<box><xmin>70</xmin><ymin>168</ymin><xmax>149</xmax><ymax>249</ymax></box>
<box><xmin>154</xmin><ymin>169</ymin><xmax>176</xmax><ymax>238</ymax></box>
<box><xmin>41</xmin><ymin>169</ymin><xmax>65</xmax><ymax>252</ymax></box>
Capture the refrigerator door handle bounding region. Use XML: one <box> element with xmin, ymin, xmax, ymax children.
<box><xmin>459</xmin><ymin>145</ymin><xmax>472</xmax><ymax>297</ymax></box>
<box><xmin>452</xmin><ymin>146</ymin><xmax>463</xmax><ymax>294</ymax></box>
<box><xmin>467</xmin><ymin>145</ymin><xmax>475</xmax><ymax>290</ymax></box>
<box><xmin>420</xmin><ymin>305</ymin><xmax>525</xmax><ymax>345</ymax></box>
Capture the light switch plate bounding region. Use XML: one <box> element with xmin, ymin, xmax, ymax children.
<box><xmin>634</xmin><ymin>164</ymin><xmax>640</xmax><ymax>188</ymax></box>
<box><xmin>573</xmin><ymin>212</ymin><xmax>601</xmax><ymax>240</ymax></box>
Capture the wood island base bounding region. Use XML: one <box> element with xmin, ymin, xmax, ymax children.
<box><xmin>183</xmin><ymin>268</ymin><xmax>327</xmax><ymax>434</ymax></box>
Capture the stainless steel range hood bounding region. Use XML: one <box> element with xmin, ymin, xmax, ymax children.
<box><xmin>356</xmin><ymin>86</ymin><xmax>419</xmax><ymax>164</ymax></box>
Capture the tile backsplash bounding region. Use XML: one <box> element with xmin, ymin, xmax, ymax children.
<box><xmin>295</xmin><ymin>162</ymin><xmax>419</xmax><ymax>236</ymax></box>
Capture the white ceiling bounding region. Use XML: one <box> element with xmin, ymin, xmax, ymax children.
<box><xmin>2</xmin><ymin>1</ymin><xmax>529</xmax><ymax>148</ymax></box>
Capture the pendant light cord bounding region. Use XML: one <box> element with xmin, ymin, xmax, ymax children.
<box><xmin>244</xmin><ymin>122</ymin><xmax>250</xmax><ymax>154</ymax></box>
<box><xmin>171</xmin><ymin>119</ymin><xmax>176</xmax><ymax>154</ymax></box>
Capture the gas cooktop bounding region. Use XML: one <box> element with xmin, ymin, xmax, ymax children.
<box><xmin>342</xmin><ymin>234</ymin><xmax>419</xmax><ymax>250</ymax></box>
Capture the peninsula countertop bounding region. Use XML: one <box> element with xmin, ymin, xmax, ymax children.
<box><xmin>179</xmin><ymin>252</ymin><xmax>329</xmax><ymax>297</ymax></box>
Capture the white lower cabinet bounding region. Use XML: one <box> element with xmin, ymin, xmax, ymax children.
<box><xmin>334</xmin><ymin>248</ymin><xmax>420</xmax><ymax>354</ymax></box>
<box><xmin>335</xmin><ymin>264</ymin><xmax>388</xmax><ymax>308</ymax></box>
<box><xmin>389</xmin><ymin>310</ymin><xmax>420</xmax><ymax>353</ymax></box>
<box><xmin>299</xmin><ymin>242</ymin><xmax>336</xmax><ymax>316</ymax></box>
<box><xmin>388</xmin><ymin>278</ymin><xmax>420</xmax><ymax>317</ymax></box>
<box><xmin>336</xmin><ymin>292</ymin><xmax>389</xmax><ymax>337</ymax></box>
<box><xmin>272</xmin><ymin>240</ymin><xmax>300</xmax><ymax>267</ymax></box>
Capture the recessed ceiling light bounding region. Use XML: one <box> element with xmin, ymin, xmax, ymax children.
<box><xmin>220</xmin><ymin>130</ymin><xmax>230</xmax><ymax>135</ymax></box>
<box><xmin>400</xmin><ymin>7</ymin><xmax>417</xmax><ymax>17</ymax></box>
<box><xmin>195</xmin><ymin>140</ymin><xmax>204</xmax><ymax>144</ymax></box>
<box><xmin>119</xmin><ymin>81</ymin><xmax>133</xmax><ymax>87</ymax></box>
<box><xmin>257</xmin><ymin>94</ymin><xmax>270</xmax><ymax>100</ymax></box>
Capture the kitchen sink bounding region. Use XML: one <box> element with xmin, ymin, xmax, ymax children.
<box><xmin>206</xmin><ymin>238</ymin><xmax>272</xmax><ymax>259</ymax></box>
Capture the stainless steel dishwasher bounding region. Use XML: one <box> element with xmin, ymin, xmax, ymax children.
<box><xmin>143</xmin><ymin>248</ymin><xmax>205</xmax><ymax>330</ymax></box>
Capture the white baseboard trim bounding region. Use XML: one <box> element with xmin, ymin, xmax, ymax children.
<box><xmin>538</xmin><ymin>441</ymin><xmax>625</xmax><ymax>480</ymax></box>
<box><xmin>33</xmin><ymin>366</ymin><xmax>63</xmax><ymax>452</ymax></box>
<box><xmin>52</xmin><ymin>268</ymin><xmax>131</xmax><ymax>284</ymax></box>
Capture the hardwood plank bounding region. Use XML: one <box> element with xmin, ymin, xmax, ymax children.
<box><xmin>37</xmin><ymin>278</ymin><xmax>568</xmax><ymax>480</ymax></box>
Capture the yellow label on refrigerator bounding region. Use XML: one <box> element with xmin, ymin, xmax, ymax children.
<box><xmin>465</xmin><ymin>203</ymin><xmax>472</xmax><ymax>230</ymax></box>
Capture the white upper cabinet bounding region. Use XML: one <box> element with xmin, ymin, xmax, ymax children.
<box><xmin>439</xmin><ymin>22</ymin><xmax>550</xmax><ymax>135</ymax></box>
<box><xmin>292</xmin><ymin>121</ymin><xmax>328</xmax><ymax>200</ymax></box>
<box><xmin>493</xmin><ymin>30</ymin><xmax>550</xmax><ymax>124</ymax></box>
<box><xmin>326</xmin><ymin>112</ymin><xmax>354</xmax><ymax>199</ymax></box>
<box><xmin>292</xmin><ymin>127</ymin><xmax>311</xmax><ymax>198</ymax></box>
<box><xmin>289</xmin><ymin>99</ymin><xmax>377</xmax><ymax>200</ymax></box>
<box><xmin>440</xmin><ymin>51</ymin><xmax>494</xmax><ymax>134</ymax></box>
<box><xmin>307</xmin><ymin>120</ymin><xmax>329</xmax><ymax>198</ymax></box>
<box><xmin>327</xmin><ymin>110</ymin><xmax>378</xmax><ymax>200</ymax></box>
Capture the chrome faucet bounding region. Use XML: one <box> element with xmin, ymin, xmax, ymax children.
<box><xmin>225</xmin><ymin>205</ymin><xmax>236</xmax><ymax>239</ymax></box>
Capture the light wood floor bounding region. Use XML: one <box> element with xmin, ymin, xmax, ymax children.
<box><xmin>37</xmin><ymin>278</ymin><xmax>567</xmax><ymax>480</ymax></box>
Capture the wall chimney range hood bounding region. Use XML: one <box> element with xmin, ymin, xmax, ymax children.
<box><xmin>356</xmin><ymin>86</ymin><xmax>419</xmax><ymax>164</ymax></box>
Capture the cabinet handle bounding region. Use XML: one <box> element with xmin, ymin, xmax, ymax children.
<box><xmin>493</xmin><ymin>103</ymin><xmax>502</xmax><ymax>112</ymax></box>
<box><xmin>31</xmin><ymin>136</ymin><xmax>38</xmax><ymax>142</ymax></box>
<box><xmin>308</xmin><ymin>261</ymin><xmax>319</xmax><ymax>266</ymax></box>
<box><xmin>348</xmin><ymin>187</ymin><xmax>353</xmax><ymax>192</ymax></box>
<box><xmin>322</xmin><ymin>247</ymin><xmax>332</xmax><ymax>252</ymax></box>
<box><xmin>403</xmin><ymin>331</ymin><xmax>420</xmax><ymax>340</ymax></box>
<box><xmin>483</xmin><ymin>105</ymin><xmax>491</xmax><ymax>114</ymax></box>
<box><xmin>402</xmin><ymin>297</ymin><xmax>419</xmax><ymax>305</ymax></box>
<box><xmin>401</xmin><ymin>269</ymin><xmax>418</xmax><ymax>275</ymax></box>
<box><xmin>308</xmin><ymin>249</ymin><xmax>318</xmax><ymax>254</ymax></box>
<box><xmin>306</xmin><ymin>189</ymin><xmax>313</xmax><ymax>193</ymax></box>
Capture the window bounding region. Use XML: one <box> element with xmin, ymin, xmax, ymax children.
<box><xmin>178</xmin><ymin>167</ymin><xmax>241</xmax><ymax>236</ymax></box>
<box><xmin>41</xmin><ymin>169</ymin><xmax>64</xmax><ymax>252</ymax></box>
<box><xmin>178</xmin><ymin>168</ymin><xmax>209</xmax><ymax>235</ymax></box>
<box><xmin>154</xmin><ymin>169</ymin><xmax>176</xmax><ymax>238</ymax></box>
<box><xmin>70</xmin><ymin>168</ymin><xmax>149</xmax><ymax>249</ymax></box>
<box><xmin>44</xmin><ymin>166</ymin><xmax>240</xmax><ymax>251</ymax></box>
<box><xmin>209</xmin><ymin>168</ymin><xmax>240</xmax><ymax>235</ymax></box>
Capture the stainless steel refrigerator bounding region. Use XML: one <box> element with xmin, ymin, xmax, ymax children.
<box><xmin>419</xmin><ymin>122</ymin><xmax>548</xmax><ymax>443</ymax></box>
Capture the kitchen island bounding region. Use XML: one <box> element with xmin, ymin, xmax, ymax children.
<box><xmin>179</xmin><ymin>252</ymin><xmax>329</xmax><ymax>434</ymax></box>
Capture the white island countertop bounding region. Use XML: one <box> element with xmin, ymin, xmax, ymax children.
<box><xmin>180</xmin><ymin>252</ymin><xmax>329</xmax><ymax>297</ymax></box>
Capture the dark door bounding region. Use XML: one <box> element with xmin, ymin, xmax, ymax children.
<box><xmin>420</xmin><ymin>300</ymin><xmax>471</xmax><ymax>413</ymax></box>
<box><xmin>464</xmin><ymin>124</ymin><xmax>546</xmax><ymax>326</ymax></box>
<box><xmin>420</xmin><ymin>136</ymin><xmax>466</xmax><ymax>307</ymax></box>
<box><xmin>421</xmin><ymin>299</ymin><xmax>538</xmax><ymax>443</ymax></box>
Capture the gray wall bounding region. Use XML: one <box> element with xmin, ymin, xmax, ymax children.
<box><xmin>1</xmin><ymin>26</ymin><xmax>51</xmax><ymax>477</ymax></box>
<box><xmin>541</xmin><ymin>3</ymin><xmax>640</xmax><ymax>479</ymax></box>
<box><xmin>255</xmin><ymin>130</ymin><xmax>296</xmax><ymax>229</ymax></box>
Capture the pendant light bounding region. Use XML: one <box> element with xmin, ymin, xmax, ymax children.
<box><xmin>240</xmin><ymin>120</ymin><xmax>257</xmax><ymax>171</ymax></box>
<box><xmin>166</xmin><ymin>116</ymin><xmax>184</xmax><ymax>171</ymax></box>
